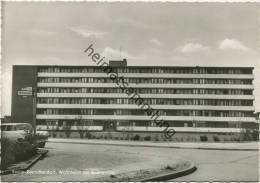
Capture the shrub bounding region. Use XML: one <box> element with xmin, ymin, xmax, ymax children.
<box><xmin>133</xmin><ymin>134</ymin><xmax>140</xmax><ymax>141</ymax></box>
<box><xmin>107</xmin><ymin>132</ymin><xmax>112</xmax><ymax>139</ymax></box>
<box><xmin>1</xmin><ymin>138</ymin><xmax>16</xmax><ymax>169</ymax></box>
<box><xmin>154</xmin><ymin>136</ymin><xmax>159</xmax><ymax>141</ymax></box>
<box><xmin>144</xmin><ymin>136</ymin><xmax>151</xmax><ymax>141</ymax></box>
<box><xmin>234</xmin><ymin>137</ymin><xmax>241</xmax><ymax>142</ymax></box>
<box><xmin>185</xmin><ymin>136</ymin><xmax>191</xmax><ymax>142</ymax></box>
<box><xmin>52</xmin><ymin>132</ymin><xmax>57</xmax><ymax>138</ymax></box>
<box><xmin>104</xmin><ymin>136</ymin><xmax>107</xmax><ymax>139</ymax></box>
<box><xmin>240</xmin><ymin>129</ymin><xmax>253</xmax><ymax>141</ymax></box>
<box><xmin>79</xmin><ymin>131</ymin><xmax>85</xmax><ymax>139</ymax></box>
<box><xmin>110</xmin><ymin>174</ymin><xmax>116</xmax><ymax>178</ymax></box>
<box><xmin>200</xmin><ymin>135</ymin><xmax>208</xmax><ymax>142</ymax></box>
<box><xmin>65</xmin><ymin>131</ymin><xmax>71</xmax><ymax>138</ymax></box>
<box><xmin>59</xmin><ymin>133</ymin><xmax>63</xmax><ymax>138</ymax></box>
<box><xmin>241</xmin><ymin>128</ymin><xmax>259</xmax><ymax>141</ymax></box>
<box><xmin>1</xmin><ymin>138</ymin><xmax>36</xmax><ymax>170</ymax></box>
<box><xmin>213</xmin><ymin>135</ymin><xmax>220</xmax><ymax>142</ymax></box>
<box><xmin>85</xmin><ymin>132</ymin><xmax>92</xmax><ymax>139</ymax></box>
<box><xmin>252</xmin><ymin>129</ymin><xmax>259</xmax><ymax>141</ymax></box>
<box><xmin>14</xmin><ymin>141</ymin><xmax>36</xmax><ymax>162</ymax></box>
<box><xmin>120</xmin><ymin>137</ymin><xmax>124</xmax><ymax>140</ymax></box>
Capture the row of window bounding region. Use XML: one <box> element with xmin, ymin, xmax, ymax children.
<box><xmin>37</xmin><ymin>87</ymin><xmax>253</xmax><ymax>95</ymax></box>
<box><xmin>36</xmin><ymin>120</ymin><xmax>256</xmax><ymax>128</ymax></box>
<box><xmin>37</xmin><ymin>98</ymin><xmax>253</xmax><ymax>106</ymax></box>
<box><xmin>37</xmin><ymin>108</ymin><xmax>254</xmax><ymax>117</ymax></box>
<box><xmin>38</xmin><ymin>67</ymin><xmax>252</xmax><ymax>74</ymax></box>
<box><xmin>38</xmin><ymin>77</ymin><xmax>253</xmax><ymax>85</ymax></box>
<box><xmin>117</xmin><ymin>121</ymin><xmax>230</xmax><ymax>128</ymax></box>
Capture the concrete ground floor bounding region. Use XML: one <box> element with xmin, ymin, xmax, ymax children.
<box><xmin>45</xmin><ymin>130</ymin><xmax>258</xmax><ymax>142</ymax></box>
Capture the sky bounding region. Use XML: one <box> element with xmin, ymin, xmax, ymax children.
<box><xmin>1</xmin><ymin>2</ymin><xmax>260</xmax><ymax>117</ymax></box>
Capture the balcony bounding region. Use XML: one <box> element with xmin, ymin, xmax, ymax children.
<box><xmin>37</xmin><ymin>83</ymin><xmax>254</xmax><ymax>89</ymax></box>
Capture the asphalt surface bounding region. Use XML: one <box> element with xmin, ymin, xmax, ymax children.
<box><xmin>2</xmin><ymin>142</ymin><xmax>259</xmax><ymax>182</ymax></box>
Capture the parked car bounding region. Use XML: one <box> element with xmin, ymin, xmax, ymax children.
<box><xmin>35</xmin><ymin>130</ymin><xmax>49</xmax><ymax>148</ymax></box>
<box><xmin>1</xmin><ymin>123</ymin><xmax>34</xmax><ymax>142</ymax></box>
<box><xmin>1</xmin><ymin>123</ymin><xmax>48</xmax><ymax>148</ymax></box>
<box><xmin>36</xmin><ymin>130</ymin><xmax>50</xmax><ymax>137</ymax></box>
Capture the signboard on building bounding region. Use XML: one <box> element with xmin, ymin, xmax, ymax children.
<box><xmin>17</xmin><ymin>86</ymin><xmax>33</xmax><ymax>96</ymax></box>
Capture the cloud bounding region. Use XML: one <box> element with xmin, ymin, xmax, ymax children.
<box><xmin>69</xmin><ymin>26</ymin><xmax>107</xmax><ymax>39</ymax></box>
<box><xmin>102</xmin><ymin>47</ymin><xmax>141</xmax><ymax>60</ymax></box>
<box><xmin>150</xmin><ymin>39</ymin><xmax>164</xmax><ymax>47</ymax></box>
<box><xmin>219</xmin><ymin>38</ymin><xmax>250</xmax><ymax>51</ymax></box>
<box><xmin>177</xmin><ymin>43</ymin><xmax>209</xmax><ymax>53</ymax></box>
<box><xmin>115</xmin><ymin>18</ymin><xmax>147</xmax><ymax>28</ymax></box>
<box><xmin>102</xmin><ymin>47</ymin><xmax>131</xmax><ymax>60</ymax></box>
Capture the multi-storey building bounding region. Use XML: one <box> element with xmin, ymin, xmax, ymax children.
<box><xmin>11</xmin><ymin>60</ymin><xmax>257</xmax><ymax>137</ymax></box>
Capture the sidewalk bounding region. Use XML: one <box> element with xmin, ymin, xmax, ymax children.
<box><xmin>48</xmin><ymin>138</ymin><xmax>259</xmax><ymax>151</ymax></box>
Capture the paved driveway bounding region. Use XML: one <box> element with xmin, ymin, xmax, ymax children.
<box><xmin>2</xmin><ymin>142</ymin><xmax>259</xmax><ymax>182</ymax></box>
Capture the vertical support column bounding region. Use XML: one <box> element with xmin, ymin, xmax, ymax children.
<box><xmin>32</xmin><ymin>87</ymin><xmax>37</xmax><ymax>134</ymax></box>
<box><xmin>192</xmin><ymin>119</ymin><xmax>196</xmax><ymax>127</ymax></box>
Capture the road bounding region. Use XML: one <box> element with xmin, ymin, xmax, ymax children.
<box><xmin>171</xmin><ymin>148</ymin><xmax>259</xmax><ymax>182</ymax></box>
<box><xmin>2</xmin><ymin>142</ymin><xmax>259</xmax><ymax>182</ymax></box>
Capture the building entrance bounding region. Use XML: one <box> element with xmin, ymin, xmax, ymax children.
<box><xmin>103</xmin><ymin>121</ymin><xmax>116</xmax><ymax>131</ymax></box>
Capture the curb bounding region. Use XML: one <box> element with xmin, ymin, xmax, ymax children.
<box><xmin>48</xmin><ymin>140</ymin><xmax>258</xmax><ymax>151</ymax></box>
<box><xmin>195</xmin><ymin>147</ymin><xmax>258</xmax><ymax>151</ymax></box>
<box><xmin>138</xmin><ymin>162</ymin><xmax>197</xmax><ymax>182</ymax></box>
<box><xmin>0</xmin><ymin>149</ymin><xmax>48</xmax><ymax>175</ymax></box>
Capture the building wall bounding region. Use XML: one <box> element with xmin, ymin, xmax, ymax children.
<box><xmin>35</xmin><ymin>65</ymin><xmax>256</xmax><ymax>132</ymax></box>
<box><xmin>11</xmin><ymin>65</ymin><xmax>256</xmax><ymax>134</ymax></box>
<box><xmin>11</xmin><ymin>66</ymin><xmax>37</xmax><ymax>125</ymax></box>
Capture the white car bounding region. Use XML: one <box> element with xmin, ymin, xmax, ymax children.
<box><xmin>1</xmin><ymin>123</ymin><xmax>34</xmax><ymax>142</ymax></box>
<box><xmin>1</xmin><ymin>123</ymin><xmax>49</xmax><ymax>148</ymax></box>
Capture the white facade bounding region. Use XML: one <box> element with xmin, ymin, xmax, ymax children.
<box><xmin>35</xmin><ymin>65</ymin><xmax>256</xmax><ymax>133</ymax></box>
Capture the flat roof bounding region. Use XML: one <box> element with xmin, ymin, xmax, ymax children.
<box><xmin>1</xmin><ymin>123</ymin><xmax>31</xmax><ymax>125</ymax></box>
<box><xmin>13</xmin><ymin>65</ymin><xmax>255</xmax><ymax>69</ymax></box>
